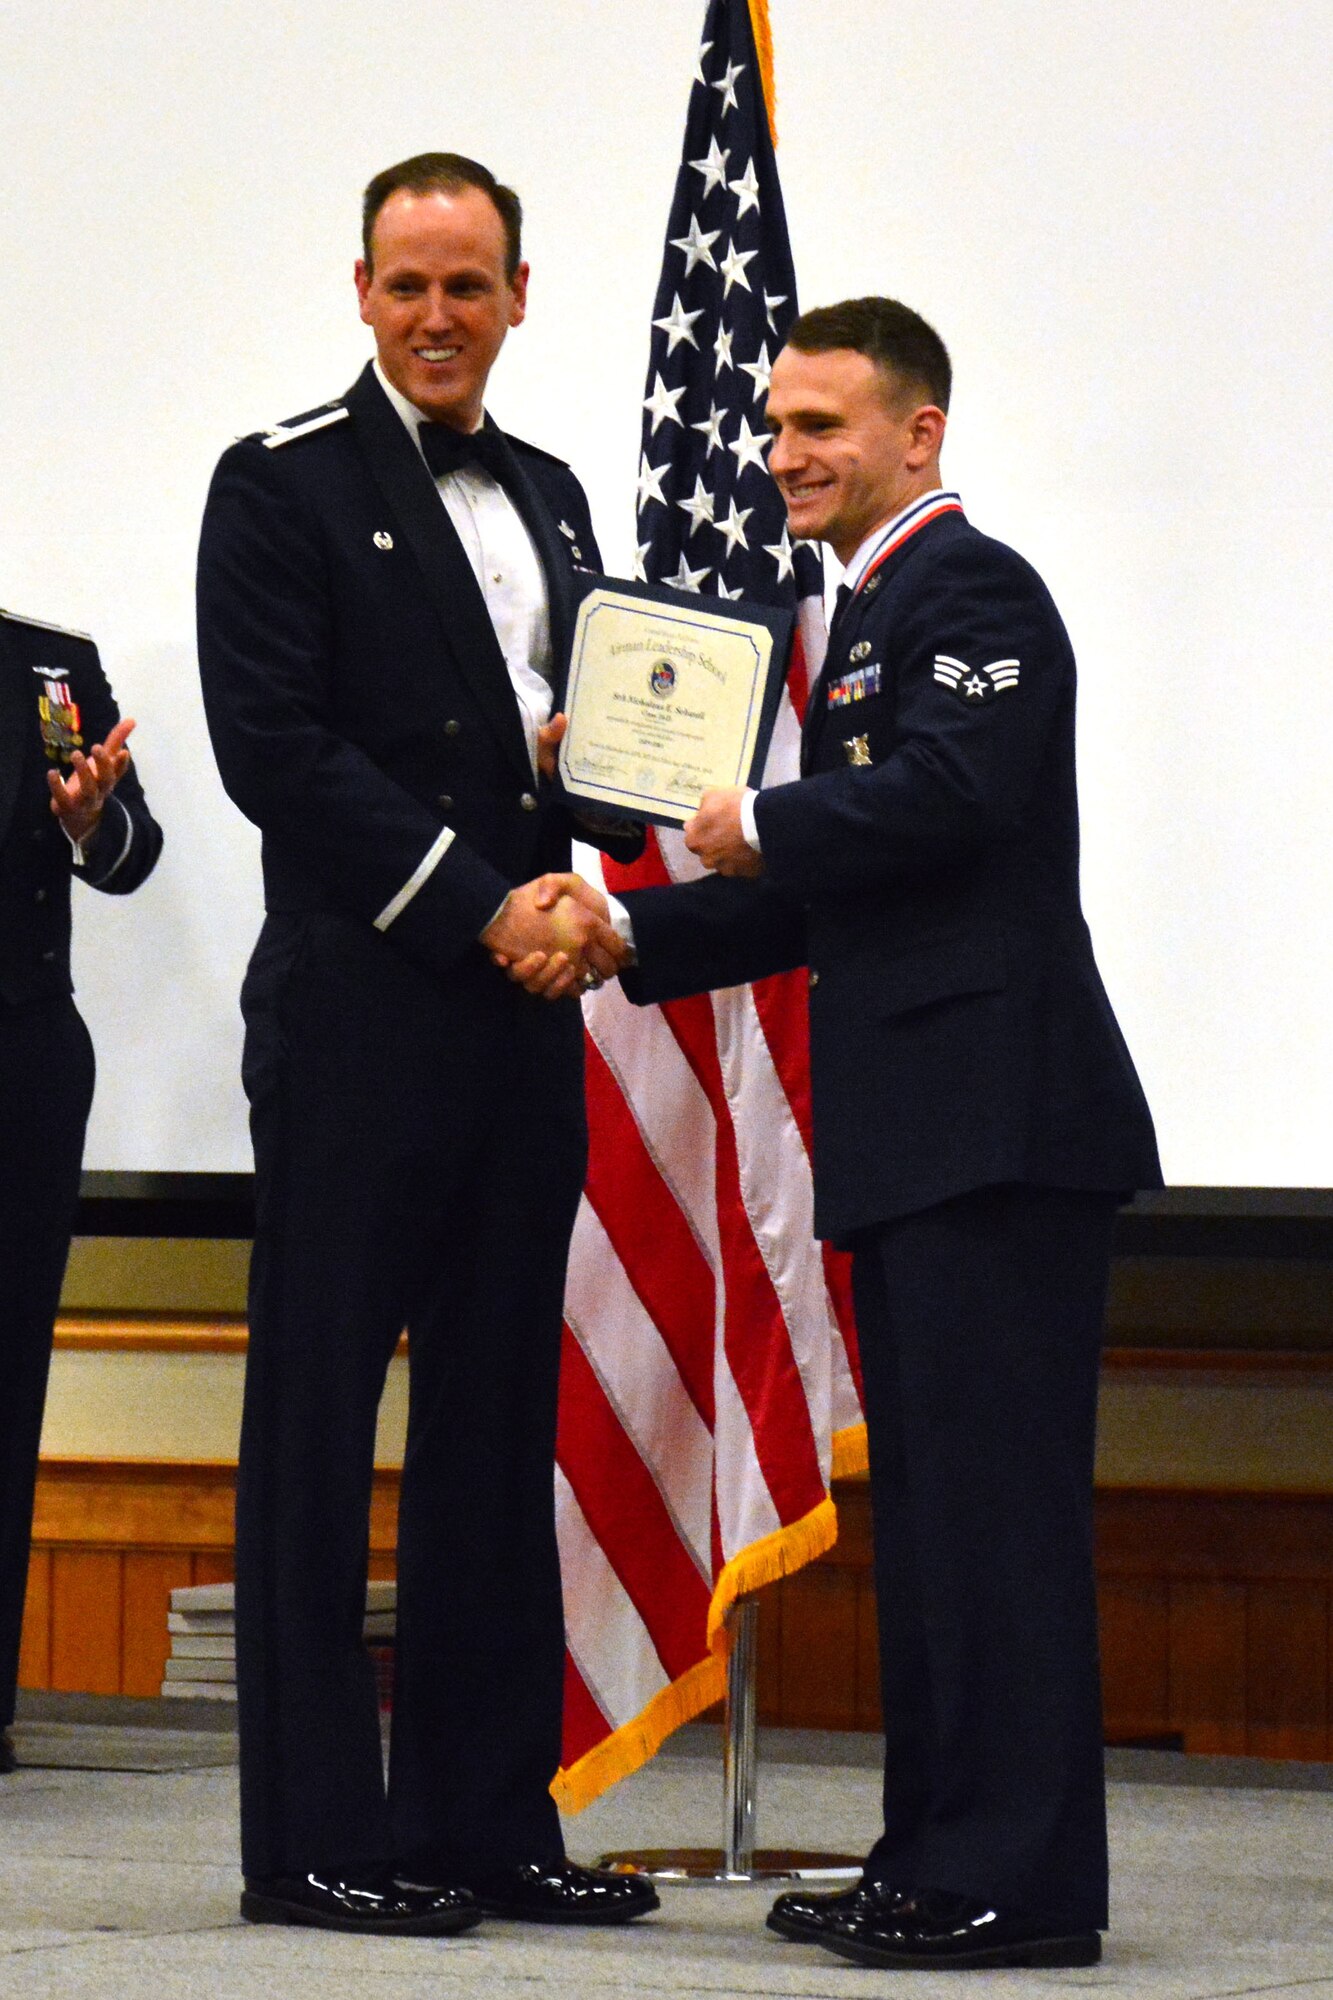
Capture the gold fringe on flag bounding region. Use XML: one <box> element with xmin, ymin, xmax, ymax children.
<box><xmin>552</xmin><ymin>1491</ymin><xmax>844</xmax><ymax>1814</ymax></box>
<box><xmin>747</xmin><ymin>0</ymin><xmax>778</xmax><ymax>145</ymax></box>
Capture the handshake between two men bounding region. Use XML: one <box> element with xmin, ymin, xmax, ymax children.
<box><xmin>483</xmin><ymin>781</ymin><xmax>762</xmax><ymax>1001</ymax></box>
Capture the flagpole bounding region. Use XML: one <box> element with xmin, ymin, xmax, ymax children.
<box><xmin>596</xmin><ymin>1596</ymin><xmax>861</xmax><ymax>1884</ymax></box>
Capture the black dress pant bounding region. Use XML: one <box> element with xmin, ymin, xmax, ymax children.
<box><xmin>852</xmin><ymin>1183</ymin><xmax>1118</xmax><ymax>1930</ymax></box>
<box><xmin>0</xmin><ymin>998</ymin><xmax>95</xmax><ymax>1726</ymax></box>
<box><xmin>236</xmin><ymin>913</ymin><xmax>586</xmax><ymax>1880</ymax></box>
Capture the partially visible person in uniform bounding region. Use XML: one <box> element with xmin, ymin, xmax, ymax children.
<box><xmin>195</xmin><ymin>152</ymin><xmax>651</xmax><ymax>1938</ymax></box>
<box><xmin>0</xmin><ymin>608</ymin><xmax>161</xmax><ymax>1771</ymax></box>
<box><xmin>509</xmin><ymin>296</ymin><xmax>1161</xmax><ymax>1970</ymax></box>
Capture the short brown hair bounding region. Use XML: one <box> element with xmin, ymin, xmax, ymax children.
<box><xmin>787</xmin><ymin>297</ymin><xmax>952</xmax><ymax>413</ymax></box>
<box><xmin>361</xmin><ymin>152</ymin><xmax>523</xmax><ymax>279</ymax></box>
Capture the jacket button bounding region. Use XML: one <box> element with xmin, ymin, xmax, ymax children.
<box><xmin>809</xmin><ymin>969</ymin><xmax>820</xmax><ymax>988</ymax></box>
<box><xmin>437</xmin><ymin>794</ymin><xmax>453</xmax><ymax>811</ymax></box>
<box><xmin>520</xmin><ymin>792</ymin><xmax>538</xmax><ymax>812</ymax></box>
<box><xmin>444</xmin><ymin>719</ymin><xmax>461</xmax><ymax>737</ymax></box>
<box><xmin>35</xmin><ymin>888</ymin><xmax>48</xmax><ymax>904</ymax></box>
<box><xmin>42</xmin><ymin>950</ymin><xmax>56</xmax><ymax>962</ymax></box>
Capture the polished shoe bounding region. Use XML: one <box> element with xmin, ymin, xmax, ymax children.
<box><xmin>0</xmin><ymin>1731</ymin><xmax>15</xmax><ymax>1774</ymax></box>
<box><xmin>240</xmin><ymin>1867</ymin><xmax>480</xmax><ymax>1935</ymax></box>
<box><xmin>820</xmin><ymin>1886</ymin><xmax>1102</xmax><ymax>1970</ymax></box>
<box><xmin>460</xmin><ymin>1858</ymin><xmax>659</xmax><ymax>1925</ymax></box>
<box><xmin>767</xmin><ymin>1877</ymin><xmax>907</xmax><ymax>1943</ymax></box>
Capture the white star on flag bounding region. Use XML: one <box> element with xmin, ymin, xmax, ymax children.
<box><xmin>738</xmin><ymin>341</ymin><xmax>773</xmax><ymax>403</ymax></box>
<box><xmin>715</xmin><ymin>577</ymin><xmax>744</xmax><ymax>600</ymax></box>
<box><xmin>669</xmin><ymin>552</ymin><xmax>711</xmax><ymax>593</ymax></box>
<box><xmin>689</xmin><ymin>135</ymin><xmax>730</xmax><ymax>197</ymax></box>
<box><xmin>677</xmin><ymin>474</ymin><xmax>717</xmax><ymax>536</ymax></box>
<box><xmin>713</xmin><ymin>324</ymin><xmax>735</xmax><ymax>373</ymax></box>
<box><xmin>727</xmin><ymin>412</ymin><xmax>770</xmax><ymax>474</ymax></box>
<box><xmin>671</xmin><ymin>215</ymin><xmax>720</xmax><ymax>276</ymax></box>
<box><xmin>691</xmin><ymin>401</ymin><xmax>728</xmax><ymax>455</ymax></box>
<box><xmin>719</xmin><ymin>239</ymin><xmax>758</xmax><ymax>297</ymax></box>
<box><xmin>643</xmin><ymin>372</ymin><xmax>687</xmax><ymax>433</ymax></box>
<box><xmin>653</xmin><ymin>293</ymin><xmax>704</xmax><ymax>353</ymax></box>
<box><xmin>635</xmin><ymin>455</ymin><xmax>669</xmax><ymax>508</ymax></box>
<box><xmin>631</xmin><ymin>540</ymin><xmax>652</xmax><ymax>581</ymax></box>
<box><xmin>693</xmin><ymin>37</ymin><xmax>712</xmax><ymax>85</ymax></box>
<box><xmin>763</xmin><ymin>289</ymin><xmax>788</xmax><ymax>333</ymax></box>
<box><xmin>727</xmin><ymin>157</ymin><xmax>761</xmax><ymax>217</ymax></box>
<box><xmin>716</xmin><ymin>497</ymin><xmax>754</xmax><ymax>553</ymax></box>
<box><xmin>712</xmin><ymin>59</ymin><xmax>744</xmax><ymax>112</ymax></box>
<box><xmin>763</xmin><ymin>522</ymin><xmax>796</xmax><ymax>580</ymax></box>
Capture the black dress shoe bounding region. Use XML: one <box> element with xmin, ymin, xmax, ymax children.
<box><xmin>0</xmin><ymin>1731</ymin><xmax>15</xmax><ymax>1775</ymax></box>
<box><xmin>240</xmin><ymin>1868</ymin><xmax>480</xmax><ymax>1935</ymax></box>
<box><xmin>767</xmin><ymin>1878</ymin><xmax>907</xmax><ymax>1943</ymax></box>
<box><xmin>820</xmin><ymin>1886</ymin><xmax>1102</xmax><ymax>1969</ymax></box>
<box><xmin>461</xmin><ymin>1859</ymin><xmax>659</xmax><ymax>1925</ymax></box>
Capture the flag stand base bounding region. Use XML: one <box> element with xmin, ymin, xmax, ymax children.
<box><xmin>595</xmin><ymin>1596</ymin><xmax>863</xmax><ymax>1887</ymax></box>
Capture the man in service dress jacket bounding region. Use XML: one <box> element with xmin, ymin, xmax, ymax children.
<box><xmin>196</xmin><ymin>153</ymin><xmax>652</xmax><ymax>1936</ymax></box>
<box><xmin>523</xmin><ymin>299</ymin><xmax>1162</xmax><ymax>1970</ymax></box>
<box><xmin>0</xmin><ymin>610</ymin><xmax>160</xmax><ymax>1771</ymax></box>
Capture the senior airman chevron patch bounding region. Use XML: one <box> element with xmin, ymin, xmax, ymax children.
<box><xmin>933</xmin><ymin>655</ymin><xmax>1021</xmax><ymax>703</ymax></box>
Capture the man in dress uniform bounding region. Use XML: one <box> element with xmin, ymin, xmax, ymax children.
<box><xmin>519</xmin><ymin>297</ymin><xmax>1161</xmax><ymax>1967</ymax></box>
<box><xmin>0</xmin><ymin>611</ymin><xmax>161</xmax><ymax>1771</ymax></box>
<box><xmin>195</xmin><ymin>152</ymin><xmax>653</xmax><ymax>1936</ymax></box>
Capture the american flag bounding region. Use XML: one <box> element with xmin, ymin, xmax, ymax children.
<box><xmin>552</xmin><ymin>0</ymin><xmax>866</xmax><ymax>1813</ymax></box>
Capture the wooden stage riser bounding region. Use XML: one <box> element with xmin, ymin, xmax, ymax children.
<box><xmin>22</xmin><ymin>1464</ymin><xmax>1333</xmax><ymax>1759</ymax></box>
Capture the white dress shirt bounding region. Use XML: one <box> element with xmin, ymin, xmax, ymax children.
<box><xmin>373</xmin><ymin>361</ymin><xmax>553</xmax><ymax>778</ymax></box>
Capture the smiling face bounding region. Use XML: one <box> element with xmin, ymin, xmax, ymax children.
<box><xmin>764</xmin><ymin>346</ymin><xmax>945</xmax><ymax>564</ymax></box>
<box><xmin>355</xmin><ymin>185</ymin><xmax>528</xmax><ymax>430</ymax></box>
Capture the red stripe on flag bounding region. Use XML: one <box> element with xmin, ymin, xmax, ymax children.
<box><xmin>583</xmin><ymin>1037</ymin><xmax>716</xmax><ymax>1426</ymax></box>
<box><xmin>659</xmin><ymin>996</ymin><xmax>825</xmax><ymax>1524</ymax></box>
<box><xmin>556</xmin><ymin>1326</ymin><xmax>713</xmax><ymax>1681</ymax></box>
<box><xmin>562</xmin><ymin>1651</ymin><xmax>611</xmax><ymax>1770</ymax></box>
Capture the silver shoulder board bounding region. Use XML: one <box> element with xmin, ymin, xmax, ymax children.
<box><xmin>0</xmin><ymin>606</ymin><xmax>93</xmax><ymax>641</ymax></box>
<box><xmin>262</xmin><ymin>405</ymin><xmax>350</xmax><ymax>449</ymax></box>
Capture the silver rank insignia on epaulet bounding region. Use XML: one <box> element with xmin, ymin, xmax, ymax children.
<box><xmin>262</xmin><ymin>403</ymin><xmax>350</xmax><ymax>450</ymax></box>
<box><xmin>0</xmin><ymin>606</ymin><xmax>93</xmax><ymax>642</ymax></box>
<box><xmin>558</xmin><ymin>520</ymin><xmax>577</xmax><ymax>540</ymax></box>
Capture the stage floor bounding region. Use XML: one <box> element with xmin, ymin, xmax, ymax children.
<box><xmin>2</xmin><ymin>1703</ymin><xmax>1330</xmax><ymax>1998</ymax></box>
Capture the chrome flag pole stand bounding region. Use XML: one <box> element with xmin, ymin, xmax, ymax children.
<box><xmin>597</xmin><ymin>1596</ymin><xmax>862</xmax><ymax>1885</ymax></box>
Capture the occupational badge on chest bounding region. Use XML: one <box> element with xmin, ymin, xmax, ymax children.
<box><xmin>34</xmin><ymin>671</ymin><xmax>83</xmax><ymax>763</ymax></box>
<box><xmin>843</xmin><ymin>733</ymin><xmax>873</xmax><ymax>767</ymax></box>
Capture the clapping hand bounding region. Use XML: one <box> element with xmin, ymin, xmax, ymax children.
<box><xmin>48</xmin><ymin>717</ymin><xmax>136</xmax><ymax>847</ymax></box>
<box><xmin>483</xmin><ymin>872</ymin><xmax>629</xmax><ymax>1000</ymax></box>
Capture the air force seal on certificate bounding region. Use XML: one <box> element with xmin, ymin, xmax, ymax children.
<box><xmin>933</xmin><ymin>654</ymin><xmax>1021</xmax><ymax>705</ymax></box>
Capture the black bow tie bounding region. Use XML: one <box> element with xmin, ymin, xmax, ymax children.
<box><xmin>419</xmin><ymin>421</ymin><xmax>511</xmax><ymax>483</ymax></box>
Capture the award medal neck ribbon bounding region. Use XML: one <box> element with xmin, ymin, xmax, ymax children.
<box><xmin>852</xmin><ymin>493</ymin><xmax>964</xmax><ymax>602</ymax></box>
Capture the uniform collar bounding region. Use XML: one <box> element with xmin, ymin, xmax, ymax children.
<box><xmin>841</xmin><ymin>488</ymin><xmax>963</xmax><ymax>594</ymax></box>
<box><xmin>372</xmin><ymin>358</ymin><xmax>486</xmax><ymax>458</ymax></box>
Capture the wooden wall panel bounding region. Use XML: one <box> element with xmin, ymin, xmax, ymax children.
<box><xmin>1097</xmin><ymin>1578</ymin><xmax>1171</xmax><ymax>1743</ymax></box>
<box><xmin>17</xmin><ymin>1549</ymin><xmax>52</xmax><ymax>1691</ymax></box>
<box><xmin>49</xmin><ymin>1551</ymin><xmax>122</xmax><ymax>1695</ymax></box>
<box><xmin>19</xmin><ymin>1458</ymin><xmax>1333</xmax><ymax>1763</ymax></box>
<box><xmin>122</xmin><ymin>1553</ymin><xmax>193</xmax><ymax>1698</ymax></box>
<box><xmin>1168</xmin><ymin>1582</ymin><xmax>1247</xmax><ymax>1755</ymax></box>
<box><xmin>1247</xmin><ymin>1583</ymin><xmax>1328</xmax><ymax>1761</ymax></box>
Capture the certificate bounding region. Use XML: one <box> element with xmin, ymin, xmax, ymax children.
<box><xmin>555</xmin><ymin>575</ymin><xmax>793</xmax><ymax>827</ymax></box>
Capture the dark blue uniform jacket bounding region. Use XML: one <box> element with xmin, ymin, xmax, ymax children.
<box><xmin>197</xmin><ymin>362</ymin><xmax>633</xmax><ymax>979</ymax></box>
<box><xmin>622</xmin><ymin>508</ymin><xmax>1161</xmax><ymax>1243</ymax></box>
<box><xmin>0</xmin><ymin>611</ymin><xmax>162</xmax><ymax>1005</ymax></box>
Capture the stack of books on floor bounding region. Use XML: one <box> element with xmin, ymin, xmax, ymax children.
<box><xmin>161</xmin><ymin>1580</ymin><xmax>397</xmax><ymax>1703</ymax></box>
